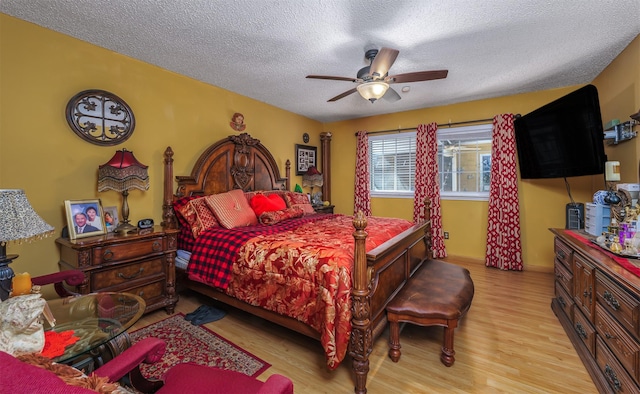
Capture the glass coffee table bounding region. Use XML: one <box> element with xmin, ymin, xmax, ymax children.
<box><xmin>45</xmin><ymin>292</ymin><xmax>145</xmax><ymax>370</ymax></box>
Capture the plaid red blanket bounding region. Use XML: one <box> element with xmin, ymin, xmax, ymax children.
<box><xmin>187</xmin><ymin>214</ymin><xmax>333</xmax><ymax>288</ymax></box>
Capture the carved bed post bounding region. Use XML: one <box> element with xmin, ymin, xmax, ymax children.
<box><xmin>424</xmin><ymin>199</ymin><xmax>433</xmax><ymax>257</ymax></box>
<box><xmin>162</xmin><ymin>147</ymin><xmax>177</xmax><ymax>229</ymax></box>
<box><xmin>320</xmin><ymin>132</ymin><xmax>332</xmax><ymax>203</ymax></box>
<box><xmin>285</xmin><ymin>159</ymin><xmax>291</xmax><ymax>191</ymax></box>
<box><xmin>350</xmin><ymin>211</ymin><xmax>371</xmax><ymax>394</ymax></box>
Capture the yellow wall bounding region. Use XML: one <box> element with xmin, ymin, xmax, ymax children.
<box><xmin>1</xmin><ymin>14</ymin><xmax>637</xmax><ymax>279</ymax></box>
<box><xmin>0</xmin><ymin>15</ymin><xmax>323</xmax><ymax>280</ymax></box>
<box><xmin>593</xmin><ymin>34</ymin><xmax>640</xmax><ymax>185</ymax></box>
<box><xmin>326</xmin><ymin>34</ymin><xmax>639</xmax><ymax>271</ymax></box>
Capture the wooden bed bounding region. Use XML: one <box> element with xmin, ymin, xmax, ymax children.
<box><xmin>161</xmin><ymin>132</ymin><xmax>432</xmax><ymax>394</ymax></box>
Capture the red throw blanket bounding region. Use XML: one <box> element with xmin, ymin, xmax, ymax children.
<box><xmin>188</xmin><ymin>214</ymin><xmax>331</xmax><ymax>289</ymax></box>
<box><xmin>187</xmin><ymin>214</ymin><xmax>413</xmax><ymax>369</ymax></box>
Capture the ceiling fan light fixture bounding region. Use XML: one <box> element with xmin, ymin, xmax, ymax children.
<box><xmin>357</xmin><ymin>81</ymin><xmax>389</xmax><ymax>103</ymax></box>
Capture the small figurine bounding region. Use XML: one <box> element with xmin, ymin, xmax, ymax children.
<box><xmin>230</xmin><ymin>112</ymin><xmax>246</xmax><ymax>132</ymax></box>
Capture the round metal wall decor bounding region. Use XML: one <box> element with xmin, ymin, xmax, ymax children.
<box><xmin>66</xmin><ymin>89</ymin><xmax>136</xmax><ymax>146</ymax></box>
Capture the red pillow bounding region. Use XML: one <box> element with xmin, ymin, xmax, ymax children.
<box><xmin>250</xmin><ymin>193</ymin><xmax>287</xmax><ymax>216</ymax></box>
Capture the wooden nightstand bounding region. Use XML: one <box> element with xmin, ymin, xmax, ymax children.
<box><xmin>313</xmin><ymin>204</ymin><xmax>334</xmax><ymax>214</ymax></box>
<box><xmin>56</xmin><ymin>226</ymin><xmax>179</xmax><ymax>314</ymax></box>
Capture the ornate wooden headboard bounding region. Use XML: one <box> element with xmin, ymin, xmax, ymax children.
<box><xmin>162</xmin><ymin>133</ymin><xmax>290</xmax><ymax>228</ymax></box>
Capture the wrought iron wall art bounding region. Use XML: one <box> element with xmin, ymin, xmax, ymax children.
<box><xmin>65</xmin><ymin>89</ymin><xmax>136</xmax><ymax>146</ymax></box>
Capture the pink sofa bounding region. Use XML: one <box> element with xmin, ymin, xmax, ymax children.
<box><xmin>0</xmin><ymin>337</ymin><xmax>294</xmax><ymax>394</ymax></box>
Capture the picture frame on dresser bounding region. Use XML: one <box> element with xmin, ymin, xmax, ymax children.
<box><xmin>64</xmin><ymin>199</ymin><xmax>106</xmax><ymax>240</ymax></box>
<box><xmin>103</xmin><ymin>206</ymin><xmax>119</xmax><ymax>233</ymax></box>
<box><xmin>295</xmin><ymin>144</ymin><xmax>317</xmax><ymax>175</ymax></box>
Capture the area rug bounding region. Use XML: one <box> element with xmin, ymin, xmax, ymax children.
<box><xmin>129</xmin><ymin>313</ymin><xmax>270</xmax><ymax>380</ymax></box>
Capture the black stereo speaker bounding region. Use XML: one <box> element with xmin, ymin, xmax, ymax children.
<box><xmin>566</xmin><ymin>203</ymin><xmax>584</xmax><ymax>230</ymax></box>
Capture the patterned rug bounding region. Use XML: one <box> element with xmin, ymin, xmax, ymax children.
<box><xmin>130</xmin><ymin>313</ymin><xmax>270</xmax><ymax>380</ymax></box>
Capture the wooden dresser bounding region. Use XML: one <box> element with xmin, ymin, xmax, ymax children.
<box><xmin>56</xmin><ymin>226</ymin><xmax>179</xmax><ymax>314</ymax></box>
<box><xmin>550</xmin><ymin>229</ymin><xmax>640</xmax><ymax>393</ymax></box>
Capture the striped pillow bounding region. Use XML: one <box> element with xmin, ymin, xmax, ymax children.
<box><xmin>205</xmin><ymin>189</ymin><xmax>258</xmax><ymax>229</ymax></box>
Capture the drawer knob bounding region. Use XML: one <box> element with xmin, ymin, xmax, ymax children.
<box><xmin>557</xmin><ymin>296</ymin><xmax>566</xmax><ymax>308</ymax></box>
<box><xmin>138</xmin><ymin>291</ymin><xmax>144</xmax><ymax>297</ymax></box>
<box><xmin>152</xmin><ymin>241</ymin><xmax>161</xmax><ymax>252</ymax></box>
<box><xmin>583</xmin><ymin>286</ymin><xmax>592</xmax><ymax>301</ymax></box>
<box><xmin>557</xmin><ymin>250</ymin><xmax>566</xmax><ymax>259</ymax></box>
<box><xmin>603</xmin><ymin>290</ymin><xmax>621</xmax><ymax>310</ymax></box>
<box><xmin>575</xmin><ymin>322</ymin><xmax>587</xmax><ymax>339</ymax></box>
<box><xmin>103</xmin><ymin>249</ymin><xmax>114</xmax><ymax>261</ymax></box>
<box><xmin>118</xmin><ymin>268</ymin><xmax>144</xmax><ymax>280</ymax></box>
<box><xmin>604</xmin><ymin>365</ymin><xmax>622</xmax><ymax>392</ymax></box>
<box><xmin>604</xmin><ymin>332</ymin><xmax>617</xmax><ymax>340</ymax></box>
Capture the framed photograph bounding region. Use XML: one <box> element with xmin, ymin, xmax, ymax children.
<box><xmin>64</xmin><ymin>199</ymin><xmax>107</xmax><ymax>240</ymax></box>
<box><xmin>103</xmin><ymin>206</ymin><xmax>119</xmax><ymax>232</ymax></box>
<box><xmin>295</xmin><ymin>144</ymin><xmax>317</xmax><ymax>175</ymax></box>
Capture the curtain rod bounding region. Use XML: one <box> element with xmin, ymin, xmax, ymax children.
<box><xmin>358</xmin><ymin>117</ymin><xmax>495</xmax><ymax>136</ymax></box>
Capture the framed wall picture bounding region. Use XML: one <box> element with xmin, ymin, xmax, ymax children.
<box><xmin>295</xmin><ymin>144</ymin><xmax>317</xmax><ymax>175</ymax></box>
<box><xmin>103</xmin><ymin>206</ymin><xmax>119</xmax><ymax>232</ymax></box>
<box><xmin>64</xmin><ymin>199</ymin><xmax>107</xmax><ymax>239</ymax></box>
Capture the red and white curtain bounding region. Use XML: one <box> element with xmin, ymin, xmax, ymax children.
<box><xmin>414</xmin><ymin>123</ymin><xmax>447</xmax><ymax>258</ymax></box>
<box><xmin>354</xmin><ymin>130</ymin><xmax>372</xmax><ymax>216</ymax></box>
<box><xmin>485</xmin><ymin>114</ymin><xmax>523</xmax><ymax>270</ymax></box>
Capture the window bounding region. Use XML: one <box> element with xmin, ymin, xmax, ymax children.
<box><xmin>369</xmin><ymin>124</ymin><xmax>493</xmax><ymax>201</ymax></box>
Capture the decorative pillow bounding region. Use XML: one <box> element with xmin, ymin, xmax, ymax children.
<box><xmin>205</xmin><ymin>189</ymin><xmax>258</xmax><ymax>229</ymax></box>
<box><xmin>172</xmin><ymin>196</ymin><xmax>197</xmax><ymax>228</ymax></box>
<box><xmin>176</xmin><ymin>197</ymin><xmax>219</xmax><ymax>238</ymax></box>
<box><xmin>259</xmin><ymin>206</ymin><xmax>305</xmax><ymax>225</ymax></box>
<box><xmin>284</xmin><ymin>191</ymin><xmax>311</xmax><ymax>207</ymax></box>
<box><xmin>250</xmin><ymin>193</ymin><xmax>287</xmax><ymax>216</ymax></box>
<box><xmin>292</xmin><ymin>203</ymin><xmax>316</xmax><ymax>214</ymax></box>
<box><xmin>283</xmin><ymin>192</ymin><xmax>316</xmax><ymax>214</ymax></box>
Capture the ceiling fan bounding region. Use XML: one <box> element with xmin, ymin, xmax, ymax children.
<box><xmin>306</xmin><ymin>47</ymin><xmax>448</xmax><ymax>103</ymax></box>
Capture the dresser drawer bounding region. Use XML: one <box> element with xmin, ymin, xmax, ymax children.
<box><xmin>91</xmin><ymin>258</ymin><xmax>165</xmax><ymax>290</ymax></box>
<box><xmin>555</xmin><ymin>260</ymin><xmax>573</xmax><ymax>295</ymax></box>
<box><xmin>596</xmin><ymin>303</ymin><xmax>640</xmax><ymax>383</ymax></box>
<box><xmin>574</xmin><ymin>308</ymin><xmax>596</xmax><ymax>355</ymax></box>
<box><xmin>596</xmin><ymin>336</ymin><xmax>640</xmax><ymax>393</ymax></box>
<box><xmin>93</xmin><ymin>237</ymin><xmax>165</xmax><ymax>265</ymax></box>
<box><xmin>554</xmin><ymin>238</ymin><xmax>572</xmax><ymax>270</ymax></box>
<box><xmin>555</xmin><ymin>281</ymin><xmax>574</xmax><ymax>320</ymax></box>
<box><xmin>125</xmin><ymin>281</ymin><xmax>165</xmax><ymax>306</ymax></box>
<box><xmin>596</xmin><ymin>271</ymin><xmax>640</xmax><ymax>339</ymax></box>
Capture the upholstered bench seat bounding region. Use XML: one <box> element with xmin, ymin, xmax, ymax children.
<box><xmin>386</xmin><ymin>259</ymin><xmax>474</xmax><ymax>367</ymax></box>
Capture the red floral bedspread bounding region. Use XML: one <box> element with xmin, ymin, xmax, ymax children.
<box><xmin>188</xmin><ymin>214</ymin><xmax>412</xmax><ymax>369</ymax></box>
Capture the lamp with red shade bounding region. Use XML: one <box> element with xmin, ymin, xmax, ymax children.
<box><xmin>302</xmin><ymin>166</ymin><xmax>323</xmax><ymax>206</ymax></box>
<box><xmin>98</xmin><ymin>149</ymin><xmax>149</xmax><ymax>235</ymax></box>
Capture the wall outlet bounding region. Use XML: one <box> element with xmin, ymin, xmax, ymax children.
<box><xmin>444</xmin><ymin>232</ymin><xmax>449</xmax><ymax>239</ymax></box>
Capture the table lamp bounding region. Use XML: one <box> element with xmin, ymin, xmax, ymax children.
<box><xmin>302</xmin><ymin>166</ymin><xmax>323</xmax><ymax>206</ymax></box>
<box><xmin>98</xmin><ymin>149</ymin><xmax>149</xmax><ymax>235</ymax></box>
<box><xmin>0</xmin><ymin>189</ymin><xmax>54</xmax><ymax>300</ymax></box>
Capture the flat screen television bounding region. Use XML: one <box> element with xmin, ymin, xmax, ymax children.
<box><xmin>514</xmin><ymin>84</ymin><xmax>606</xmax><ymax>179</ymax></box>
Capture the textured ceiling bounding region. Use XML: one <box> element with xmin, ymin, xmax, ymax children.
<box><xmin>2</xmin><ymin>0</ymin><xmax>639</xmax><ymax>123</ymax></box>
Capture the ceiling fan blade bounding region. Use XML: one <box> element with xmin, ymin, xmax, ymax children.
<box><xmin>307</xmin><ymin>75</ymin><xmax>357</xmax><ymax>82</ymax></box>
<box><xmin>383</xmin><ymin>87</ymin><xmax>401</xmax><ymax>102</ymax></box>
<box><xmin>328</xmin><ymin>87</ymin><xmax>358</xmax><ymax>102</ymax></box>
<box><xmin>369</xmin><ymin>47</ymin><xmax>399</xmax><ymax>79</ymax></box>
<box><xmin>387</xmin><ymin>70</ymin><xmax>448</xmax><ymax>84</ymax></box>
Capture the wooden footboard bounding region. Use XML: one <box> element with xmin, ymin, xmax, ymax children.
<box><xmin>161</xmin><ymin>134</ymin><xmax>432</xmax><ymax>394</ymax></box>
<box><xmin>350</xmin><ymin>210</ymin><xmax>431</xmax><ymax>394</ymax></box>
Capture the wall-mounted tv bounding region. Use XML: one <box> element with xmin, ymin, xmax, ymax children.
<box><xmin>514</xmin><ymin>84</ymin><xmax>606</xmax><ymax>180</ymax></box>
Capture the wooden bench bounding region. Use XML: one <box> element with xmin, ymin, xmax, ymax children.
<box><xmin>386</xmin><ymin>259</ymin><xmax>474</xmax><ymax>367</ymax></box>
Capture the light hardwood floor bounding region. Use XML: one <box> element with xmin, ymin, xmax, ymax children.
<box><xmin>132</xmin><ymin>257</ymin><xmax>598</xmax><ymax>393</ymax></box>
